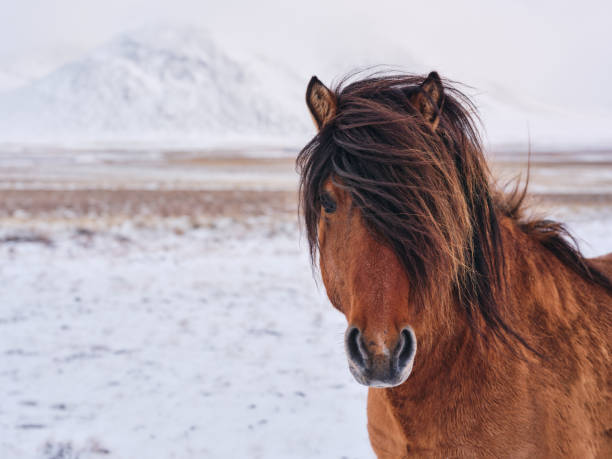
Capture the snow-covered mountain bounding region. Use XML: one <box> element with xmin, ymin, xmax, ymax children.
<box><xmin>0</xmin><ymin>24</ymin><xmax>610</xmax><ymax>150</ymax></box>
<box><xmin>0</xmin><ymin>26</ymin><xmax>311</xmax><ymax>147</ymax></box>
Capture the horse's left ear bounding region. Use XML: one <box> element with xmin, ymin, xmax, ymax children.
<box><xmin>410</xmin><ymin>71</ymin><xmax>444</xmax><ymax>131</ymax></box>
<box><xmin>306</xmin><ymin>76</ymin><xmax>337</xmax><ymax>130</ymax></box>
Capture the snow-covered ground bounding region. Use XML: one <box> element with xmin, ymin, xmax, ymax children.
<box><xmin>0</xmin><ymin>218</ymin><xmax>371</xmax><ymax>459</ymax></box>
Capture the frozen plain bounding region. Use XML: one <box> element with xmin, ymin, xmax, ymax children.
<box><xmin>1</xmin><ymin>149</ymin><xmax>611</xmax><ymax>459</ymax></box>
<box><xmin>1</xmin><ymin>219</ymin><xmax>370</xmax><ymax>459</ymax></box>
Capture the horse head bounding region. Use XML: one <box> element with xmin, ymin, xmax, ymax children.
<box><xmin>300</xmin><ymin>72</ymin><xmax>482</xmax><ymax>387</ymax></box>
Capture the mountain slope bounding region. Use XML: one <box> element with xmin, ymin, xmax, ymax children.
<box><xmin>0</xmin><ymin>27</ymin><xmax>311</xmax><ymax>146</ymax></box>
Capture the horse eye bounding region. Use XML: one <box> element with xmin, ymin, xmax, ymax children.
<box><xmin>320</xmin><ymin>192</ymin><xmax>337</xmax><ymax>213</ymax></box>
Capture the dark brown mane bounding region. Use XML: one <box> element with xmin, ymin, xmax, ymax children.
<box><xmin>297</xmin><ymin>72</ymin><xmax>612</xmax><ymax>348</ymax></box>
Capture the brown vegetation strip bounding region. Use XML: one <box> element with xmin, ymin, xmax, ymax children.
<box><xmin>528</xmin><ymin>193</ymin><xmax>612</xmax><ymax>206</ymax></box>
<box><xmin>0</xmin><ymin>189</ymin><xmax>298</xmax><ymax>218</ymax></box>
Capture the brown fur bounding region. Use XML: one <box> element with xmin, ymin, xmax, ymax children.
<box><xmin>298</xmin><ymin>72</ymin><xmax>612</xmax><ymax>457</ymax></box>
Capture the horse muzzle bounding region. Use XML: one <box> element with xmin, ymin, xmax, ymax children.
<box><xmin>344</xmin><ymin>325</ymin><xmax>417</xmax><ymax>388</ymax></box>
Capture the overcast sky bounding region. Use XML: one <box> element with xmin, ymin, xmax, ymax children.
<box><xmin>1</xmin><ymin>0</ymin><xmax>611</xmax><ymax>111</ymax></box>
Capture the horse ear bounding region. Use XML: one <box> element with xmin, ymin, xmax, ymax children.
<box><xmin>306</xmin><ymin>76</ymin><xmax>337</xmax><ymax>130</ymax></box>
<box><xmin>410</xmin><ymin>71</ymin><xmax>444</xmax><ymax>131</ymax></box>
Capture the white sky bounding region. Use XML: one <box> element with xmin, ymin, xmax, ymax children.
<box><xmin>1</xmin><ymin>0</ymin><xmax>611</xmax><ymax>111</ymax></box>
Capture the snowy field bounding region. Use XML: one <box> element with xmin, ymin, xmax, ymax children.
<box><xmin>1</xmin><ymin>149</ymin><xmax>611</xmax><ymax>459</ymax></box>
<box><xmin>1</xmin><ymin>218</ymin><xmax>371</xmax><ymax>459</ymax></box>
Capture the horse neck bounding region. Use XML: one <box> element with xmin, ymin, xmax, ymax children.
<box><xmin>388</xmin><ymin>215</ymin><xmax>593</xmax><ymax>400</ymax></box>
<box><xmin>498</xmin><ymin>215</ymin><xmax>596</xmax><ymax>337</ymax></box>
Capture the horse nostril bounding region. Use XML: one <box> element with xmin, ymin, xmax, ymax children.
<box><xmin>346</xmin><ymin>327</ymin><xmax>367</xmax><ymax>369</ymax></box>
<box><xmin>397</xmin><ymin>327</ymin><xmax>416</xmax><ymax>370</ymax></box>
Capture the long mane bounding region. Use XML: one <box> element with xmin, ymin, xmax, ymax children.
<box><xmin>297</xmin><ymin>72</ymin><xmax>612</xmax><ymax>348</ymax></box>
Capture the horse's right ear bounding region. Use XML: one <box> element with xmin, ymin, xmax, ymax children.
<box><xmin>306</xmin><ymin>76</ymin><xmax>337</xmax><ymax>130</ymax></box>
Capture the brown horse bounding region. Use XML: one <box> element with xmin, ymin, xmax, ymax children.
<box><xmin>298</xmin><ymin>71</ymin><xmax>612</xmax><ymax>458</ymax></box>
